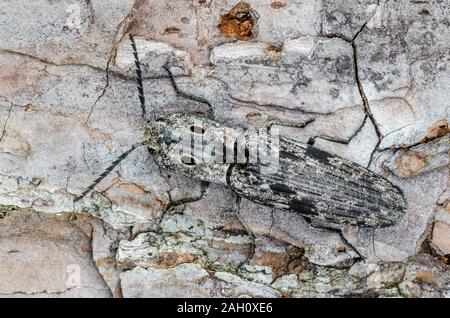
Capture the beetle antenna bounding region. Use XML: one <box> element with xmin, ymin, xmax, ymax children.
<box><xmin>74</xmin><ymin>35</ymin><xmax>152</xmax><ymax>202</ymax></box>
<box><xmin>74</xmin><ymin>141</ymin><xmax>146</xmax><ymax>202</ymax></box>
<box><xmin>129</xmin><ymin>34</ymin><xmax>146</xmax><ymax>118</ymax></box>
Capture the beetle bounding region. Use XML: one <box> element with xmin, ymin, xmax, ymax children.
<box><xmin>74</xmin><ymin>35</ymin><xmax>407</xmax><ymax>228</ymax></box>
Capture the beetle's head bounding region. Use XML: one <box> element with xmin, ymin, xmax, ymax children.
<box><xmin>144</xmin><ymin>113</ymin><xmax>232</xmax><ymax>184</ymax></box>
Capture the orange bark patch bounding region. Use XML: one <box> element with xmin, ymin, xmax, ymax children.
<box><xmin>245</xmin><ymin>112</ymin><xmax>262</xmax><ymax>121</ymax></box>
<box><xmin>415</xmin><ymin>270</ymin><xmax>438</xmax><ymax>285</ymax></box>
<box><xmin>219</xmin><ymin>3</ymin><xmax>256</xmax><ymax>40</ymax></box>
<box><xmin>154</xmin><ymin>252</ymin><xmax>196</xmax><ymax>268</ymax></box>
<box><xmin>443</xmin><ymin>254</ymin><xmax>450</xmax><ymax>265</ymax></box>
<box><xmin>271</xmin><ymin>1</ymin><xmax>286</xmax><ymax>9</ymax></box>
<box><xmin>116</xmin><ymin>183</ymin><xmax>149</xmax><ymax>196</ymax></box>
<box><xmin>254</xmin><ymin>246</ymin><xmax>305</xmax><ymax>278</ymax></box>
<box><xmin>396</xmin><ymin>151</ymin><xmax>427</xmax><ymax>176</ymax></box>
<box><xmin>266</xmin><ymin>44</ymin><xmax>282</xmax><ymax>53</ymax></box>
<box><xmin>265</xmin><ymin>44</ymin><xmax>283</xmax><ymax>61</ymax></box>
<box><xmin>95</xmin><ymin>256</ymin><xmax>116</xmax><ymax>268</ymax></box>
<box><xmin>424</xmin><ymin>119</ymin><xmax>449</xmax><ymax>141</ymax></box>
<box><xmin>164</xmin><ymin>27</ymin><xmax>181</xmax><ymax>35</ymax></box>
<box><xmin>106</xmin><ymin>183</ymin><xmax>168</xmax><ymax>215</ymax></box>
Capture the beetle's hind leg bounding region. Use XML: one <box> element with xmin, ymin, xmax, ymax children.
<box><xmin>162</xmin><ymin>63</ymin><xmax>215</xmax><ymax>119</ymax></box>
<box><xmin>232</xmin><ymin>196</ymin><xmax>256</xmax><ymax>268</ymax></box>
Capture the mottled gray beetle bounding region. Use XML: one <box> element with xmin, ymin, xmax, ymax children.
<box><xmin>75</xmin><ymin>35</ymin><xmax>407</xmax><ymax>228</ymax></box>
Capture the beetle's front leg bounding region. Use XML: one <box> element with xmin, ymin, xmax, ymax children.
<box><xmin>162</xmin><ymin>63</ymin><xmax>215</xmax><ymax>119</ymax></box>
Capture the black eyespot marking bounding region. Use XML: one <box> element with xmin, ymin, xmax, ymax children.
<box><xmin>181</xmin><ymin>155</ymin><xmax>196</xmax><ymax>166</ymax></box>
<box><xmin>190</xmin><ymin>125</ymin><xmax>205</xmax><ymax>134</ymax></box>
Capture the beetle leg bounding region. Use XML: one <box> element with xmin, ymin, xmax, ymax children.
<box><xmin>162</xmin><ymin>63</ymin><xmax>215</xmax><ymax>119</ymax></box>
<box><xmin>233</xmin><ymin>196</ymin><xmax>255</xmax><ymax>240</ymax></box>
<box><xmin>308</xmin><ymin>116</ymin><xmax>368</xmax><ymax>146</ymax></box>
<box><xmin>233</xmin><ymin>196</ymin><xmax>256</xmax><ymax>268</ymax></box>
<box><xmin>265</xmin><ymin>117</ymin><xmax>315</xmax><ymax>133</ymax></box>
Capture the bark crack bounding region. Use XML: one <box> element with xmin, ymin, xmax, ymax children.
<box><xmin>319</xmin><ymin>1</ymin><xmax>382</xmax><ymax>164</ymax></box>
<box><xmin>0</xmin><ymin>102</ymin><xmax>13</xmax><ymax>143</ymax></box>
<box><xmin>85</xmin><ymin>0</ymin><xmax>139</xmax><ymax>124</ymax></box>
<box><xmin>351</xmin><ymin>33</ymin><xmax>382</xmax><ymax>166</ymax></box>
